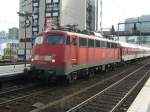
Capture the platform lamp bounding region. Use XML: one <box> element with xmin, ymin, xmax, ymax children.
<box><xmin>17</xmin><ymin>11</ymin><xmax>32</xmax><ymax>68</ymax></box>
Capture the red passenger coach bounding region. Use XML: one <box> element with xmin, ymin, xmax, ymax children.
<box><xmin>119</xmin><ymin>42</ymin><xmax>150</xmax><ymax>62</ymax></box>
<box><xmin>29</xmin><ymin>30</ymin><xmax>150</xmax><ymax>83</ymax></box>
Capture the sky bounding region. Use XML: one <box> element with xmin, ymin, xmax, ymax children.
<box><xmin>0</xmin><ymin>0</ymin><xmax>150</xmax><ymax>32</ymax></box>
<box><xmin>0</xmin><ymin>0</ymin><xmax>19</xmax><ymax>32</ymax></box>
<box><xmin>102</xmin><ymin>0</ymin><xmax>150</xmax><ymax>29</ymax></box>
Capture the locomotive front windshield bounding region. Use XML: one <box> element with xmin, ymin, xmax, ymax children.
<box><xmin>47</xmin><ymin>35</ymin><xmax>64</xmax><ymax>44</ymax></box>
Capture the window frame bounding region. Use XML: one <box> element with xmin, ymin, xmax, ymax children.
<box><xmin>95</xmin><ymin>40</ymin><xmax>100</xmax><ymax>48</ymax></box>
<box><xmin>79</xmin><ymin>37</ymin><xmax>87</xmax><ymax>47</ymax></box>
<box><xmin>100</xmin><ymin>41</ymin><xmax>106</xmax><ymax>48</ymax></box>
<box><xmin>88</xmin><ymin>39</ymin><xmax>94</xmax><ymax>48</ymax></box>
<box><xmin>47</xmin><ymin>35</ymin><xmax>64</xmax><ymax>45</ymax></box>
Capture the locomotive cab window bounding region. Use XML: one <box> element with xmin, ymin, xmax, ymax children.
<box><xmin>47</xmin><ymin>35</ymin><xmax>64</xmax><ymax>44</ymax></box>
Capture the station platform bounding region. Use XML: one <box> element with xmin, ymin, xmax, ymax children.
<box><xmin>0</xmin><ymin>64</ymin><xmax>30</xmax><ymax>82</ymax></box>
<box><xmin>127</xmin><ymin>77</ymin><xmax>150</xmax><ymax>112</ymax></box>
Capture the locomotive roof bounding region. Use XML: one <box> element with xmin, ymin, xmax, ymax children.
<box><xmin>47</xmin><ymin>30</ymin><xmax>118</xmax><ymax>43</ymax></box>
<box><xmin>44</xmin><ymin>30</ymin><xmax>150</xmax><ymax>50</ymax></box>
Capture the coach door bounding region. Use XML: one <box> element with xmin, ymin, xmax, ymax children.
<box><xmin>71</xmin><ymin>35</ymin><xmax>78</xmax><ymax>65</ymax></box>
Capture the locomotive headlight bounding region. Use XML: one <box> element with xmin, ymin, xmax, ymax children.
<box><xmin>45</xmin><ymin>55</ymin><xmax>56</xmax><ymax>63</ymax></box>
<box><xmin>31</xmin><ymin>58</ymin><xmax>34</xmax><ymax>62</ymax></box>
<box><xmin>52</xmin><ymin>59</ymin><xmax>55</xmax><ymax>63</ymax></box>
<box><xmin>51</xmin><ymin>55</ymin><xmax>56</xmax><ymax>63</ymax></box>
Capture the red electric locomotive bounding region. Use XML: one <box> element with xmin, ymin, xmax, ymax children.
<box><xmin>29</xmin><ymin>30</ymin><xmax>150</xmax><ymax>83</ymax></box>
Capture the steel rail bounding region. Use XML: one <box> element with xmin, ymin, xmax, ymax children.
<box><xmin>0</xmin><ymin>84</ymin><xmax>37</xmax><ymax>96</ymax></box>
<box><xmin>66</xmin><ymin>63</ymin><xmax>148</xmax><ymax>112</ymax></box>
<box><xmin>0</xmin><ymin>83</ymin><xmax>40</xmax><ymax>105</ymax></box>
<box><xmin>30</xmin><ymin>63</ymin><xmax>143</xmax><ymax>112</ymax></box>
<box><xmin>110</xmin><ymin>70</ymin><xmax>150</xmax><ymax>112</ymax></box>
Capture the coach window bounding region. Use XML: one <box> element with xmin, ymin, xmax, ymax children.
<box><xmin>113</xmin><ymin>43</ymin><xmax>116</xmax><ymax>48</ymax></box>
<box><xmin>111</xmin><ymin>43</ymin><xmax>114</xmax><ymax>48</ymax></box>
<box><xmin>110</xmin><ymin>43</ymin><xmax>112</xmax><ymax>48</ymax></box>
<box><xmin>109</xmin><ymin>42</ymin><xmax>111</xmax><ymax>48</ymax></box>
<box><xmin>66</xmin><ymin>36</ymin><xmax>70</xmax><ymax>45</ymax></box>
<box><xmin>100</xmin><ymin>41</ymin><xmax>105</xmax><ymax>48</ymax></box>
<box><xmin>88</xmin><ymin>39</ymin><xmax>94</xmax><ymax>47</ymax></box>
<box><xmin>115</xmin><ymin>43</ymin><xmax>118</xmax><ymax>48</ymax></box>
<box><xmin>79</xmin><ymin>37</ymin><xmax>87</xmax><ymax>47</ymax></box>
<box><xmin>111</xmin><ymin>43</ymin><xmax>115</xmax><ymax>48</ymax></box>
<box><xmin>107</xmin><ymin>42</ymin><xmax>110</xmax><ymax>48</ymax></box>
<box><xmin>115</xmin><ymin>43</ymin><xmax>119</xmax><ymax>48</ymax></box>
<box><xmin>100</xmin><ymin>41</ymin><xmax>102</xmax><ymax>48</ymax></box>
<box><xmin>95</xmin><ymin>40</ymin><xmax>100</xmax><ymax>47</ymax></box>
<box><xmin>114</xmin><ymin>43</ymin><xmax>116</xmax><ymax>48</ymax></box>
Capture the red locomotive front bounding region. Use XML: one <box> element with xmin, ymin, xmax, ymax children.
<box><xmin>29</xmin><ymin>30</ymin><xmax>121</xmax><ymax>82</ymax></box>
<box><xmin>30</xmin><ymin>31</ymin><xmax>69</xmax><ymax>80</ymax></box>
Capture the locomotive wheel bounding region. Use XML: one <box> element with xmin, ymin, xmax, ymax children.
<box><xmin>64</xmin><ymin>74</ymin><xmax>76</xmax><ymax>85</ymax></box>
<box><xmin>104</xmin><ymin>66</ymin><xmax>109</xmax><ymax>72</ymax></box>
<box><xmin>72</xmin><ymin>72</ymin><xmax>78</xmax><ymax>81</ymax></box>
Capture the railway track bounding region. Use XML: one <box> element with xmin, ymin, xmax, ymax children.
<box><xmin>0</xmin><ymin>82</ymin><xmax>42</xmax><ymax>105</ymax></box>
<box><xmin>29</xmin><ymin>61</ymin><xmax>149</xmax><ymax>112</ymax></box>
<box><xmin>0</xmin><ymin>59</ymin><xmax>149</xmax><ymax>112</ymax></box>
<box><xmin>67</xmin><ymin>64</ymin><xmax>150</xmax><ymax>112</ymax></box>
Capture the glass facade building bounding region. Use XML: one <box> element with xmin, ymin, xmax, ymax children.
<box><xmin>125</xmin><ymin>15</ymin><xmax>150</xmax><ymax>46</ymax></box>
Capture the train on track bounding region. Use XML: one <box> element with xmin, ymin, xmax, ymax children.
<box><xmin>28</xmin><ymin>30</ymin><xmax>150</xmax><ymax>83</ymax></box>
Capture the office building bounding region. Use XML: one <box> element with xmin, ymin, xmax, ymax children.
<box><xmin>125</xmin><ymin>15</ymin><xmax>150</xmax><ymax>45</ymax></box>
<box><xmin>19</xmin><ymin>0</ymin><xmax>99</xmax><ymax>60</ymax></box>
<box><xmin>0</xmin><ymin>31</ymin><xmax>8</xmax><ymax>39</ymax></box>
<box><xmin>8</xmin><ymin>27</ymin><xmax>19</xmax><ymax>40</ymax></box>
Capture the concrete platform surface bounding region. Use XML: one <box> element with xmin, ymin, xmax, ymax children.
<box><xmin>127</xmin><ymin>77</ymin><xmax>150</xmax><ymax>112</ymax></box>
<box><xmin>0</xmin><ymin>64</ymin><xmax>30</xmax><ymax>77</ymax></box>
